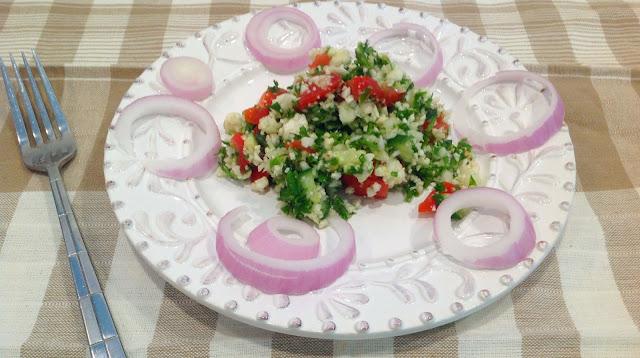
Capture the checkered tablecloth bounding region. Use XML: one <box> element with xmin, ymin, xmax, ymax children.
<box><xmin>1</xmin><ymin>0</ymin><xmax>639</xmax><ymax>357</ymax></box>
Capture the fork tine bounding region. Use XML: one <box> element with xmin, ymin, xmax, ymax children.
<box><xmin>0</xmin><ymin>57</ymin><xmax>30</xmax><ymax>149</ymax></box>
<box><xmin>22</xmin><ymin>52</ymin><xmax>56</xmax><ymax>141</ymax></box>
<box><xmin>32</xmin><ymin>50</ymin><xmax>69</xmax><ymax>135</ymax></box>
<box><xmin>10</xmin><ymin>53</ymin><xmax>43</xmax><ymax>144</ymax></box>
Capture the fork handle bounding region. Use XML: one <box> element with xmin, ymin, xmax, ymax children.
<box><xmin>47</xmin><ymin>165</ymin><xmax>126</xmax><ymax>358</ymax></box>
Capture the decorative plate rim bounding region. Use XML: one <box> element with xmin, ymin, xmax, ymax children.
<box><xmin>103</xmin><ymin>1</ymin><xmax>577</xmax><ymax>339</ymax></box>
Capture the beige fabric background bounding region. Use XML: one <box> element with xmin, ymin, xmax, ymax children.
<box><xmin>1</xmin><ymin>0</ymin><xmax>640</xmax><ymax>357</ymax></box>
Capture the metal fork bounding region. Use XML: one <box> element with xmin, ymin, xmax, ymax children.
<box><xmin>1</xmin><ymin>51</ymin><xmax>126</xmax><ymax>358</ymax></box>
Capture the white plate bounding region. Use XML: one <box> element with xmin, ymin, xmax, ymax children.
<box><xmin>104</xmin><ymin>1</ymin><xmax>576</xmax><ymax>339</ymax></box>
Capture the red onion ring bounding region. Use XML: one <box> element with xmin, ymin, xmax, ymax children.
<box><xmin>160</xmin><ymin>57</ymin><xmax>214</xmax><ymax>101</ymax></box>
<box><xmin>451</xmin><ymin>70</ymin><xmax>565</xmax><ymax>155</ymax></box>
<box><xmin>368</xmin><ymin>23</ymin><xmax>443</xmax><ymax>87</ymax></box>
<box><xmin>433</xmin><ymin>187</ymin><xmax>535</xmax><ymax>269</ymax></box>
<box><xmin>213</xmin><ymin>207</ymin><xmax>356</xmax><ymax>295</ymax></box>
<box><xmin>114</xmin><ymin>95</ymin><xmax>221</xmax><ymax>179</ymax></box>
<box><xmin>245</xmin><ymin>7</ymin><xmax>321</xmax><ymax>73</ymax></box>
<box><xmin>246</xmin><ymin>216</ymin><xmax>320</xmax><ymax>260</ymax></box>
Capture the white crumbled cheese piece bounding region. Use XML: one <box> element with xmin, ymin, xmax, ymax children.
<box><xmin>341</xmin><ymin>86</ymin><xmax>354</xmax><ymax>104</ymax></box>
<box><xmin>324</xmin><ymin>65</ymin><xmax>348</xmax><ymax>75</ymax></box>
<box><xmin>323</xmin><ymin>135</ymin><xmax>335</xmax><ymax>149</ymax></box>
<box><xmin>453</xmin><ymin>157</ymin><xmax>479</xmax><ymax>187</ymax></box>
<box><xmin>223</xmin><ymin>112</ymin><xmax>244</xmax><ymax>134</ymax></box>
<box><xmin>320</xmin><ymin>95</ymin><xmax>336</xmax><ymax>109</ymax></box>
<box><xmin>331</xmin><ymin>171</ymin><xmax>342</xmax><ymax>180</ymax></box>
<box><xmin>385</xmin><ymin>65</ymin><xmax>404</xmax><ymax>84</ymax></box>
<box><xmin>349</xmin><ymin>135</ymin><xmax>362</xmax><ymax>143</ymax></box>
<box><xmin>273</xmin><ymin>93</ymin><xmax>298</xmax><ymax>111</ymax></box>
<box><xmin>432</xmin><ymin>127</ymin><xmax>447</xmax><ymax>141</ymax></box>
<box><xmin>376</xmin><ymin>113</ymin><xmax>389</xmax><ymax>126</ymax></box>
<box><xmin>281</xmin><ymin>113</ymin><xmax>308</xmax><ymax>139</ymax></box>
<box><xmin>374</xmin><ymin>158</ymin><xmax>406</xmax><ymax>187</ymax></box>
<box><xmin>308</xmin><ymin>74</ymin><xmax>331</xmax><ymax>89</ymax></box>
<box><xmin>258</xmin><ymin>113</ymin><xmax>281</xmax><ymax>134</ymax></box>
<box><xmin>245</xmin><ymin>150</ymin><xmax>262</xmax><ymax>166</ymax></box>
<box><xmin>328</xmin><ymin>48</ymin><xmax>352</xmax><ymax>66</ymax></box>
<box><xmin>353</xmin><ymin>167</ymin><xmax>373</xmax><ymax>183</ymax></box>
<box><xmin>338</xmin><ymin>101</ymin><xmax>357</xmax><ymax>124</ymax></box>
<box><xmin>345</xmin><ymin>187</ymin><xmax>355</xmax><ymax>195</ymax></box>
<box><xmin>396</xmin><ymin>102</ymin><xmax>410</xmax><ymax>110</ymax></box>
<box><xmin>272</xmin><ymin>164</ymin><xmax>284</xmax><ymax>177</ymax></box>
<box><xmin>298</xmin><ymin>81</ymin><xmax>310</xmax><ymax>94</ymax></box>
<box><xmin>301</xmin><ymin>137</ymin><xmax>315</xmax><ymax>147</ymax></box>
<box><xmin>440</xmin><ymin>170</ymin><xmax>454</xmax><ymax>182</ymax></box>
<box><xmin>359</xmin><ymin>100</ymin><xmax>379</xmax><ymax>120</ymax></box>
<box><xmin>366</xmin><ymin>182</ymin><xmax>382</xmax><ymax>197</ymax></box>
<box><xmin>251</xmin><ymin>177</ymin><xmax>269</xmax><ymax>192</ymax></box>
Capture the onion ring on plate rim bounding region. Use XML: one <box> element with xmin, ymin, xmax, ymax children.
<box><xmin>113</xmin><ymin>94</ymin><xmax>221</xmax><ymax>179</ymax></box>
<box><xmin>451</xmin><ymin>70</ymin><xmax>565</xmax><ymax>155</ymax></box>
<box><xmin>433</xmin><ymin>187</ymin><xmax>536</xmax><ymax>269</ymax></box>
<box><xmin>367</xmin><ymin>22</ymin><xmax>444</xmax><ymax>87</ymax></box>
<box><xmin>245</xmin><ymin>6</ymin><xmax>322</xmax><ymax>73</ymax></box>
<box><xmin>246</xmin><ymin>216</ymin><xmax>321</xmax><ymax>260</ymax></box>
<box><xmin>212</xmin><ymin>207</ymin><xmax>356</xmax><ymax>295</ymax></box>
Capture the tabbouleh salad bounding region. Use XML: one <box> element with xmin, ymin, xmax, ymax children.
<box><xmin>216</xmin><ymin>42</ymin><xmax>478</xmax><ymax>227</ymax></box>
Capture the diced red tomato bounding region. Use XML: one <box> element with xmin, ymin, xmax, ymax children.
<box><xmin>258</xmin><ymin>88</ymin><xmax>288</xmax><ymax>107</ymax></box>
<box><xmin>417</xmin><ymin>181</ymin><xmax>458</xmax><ymax>213</ymax></box>
<box><xmin>434</xmin><ymin>115</ymin><xmax>449</xmax><ymax>131</ymax></box>
<box><xmin>230</xmin><ymin>132</ymin><xmax>249</xmax><ymax>172</ymax></box>
<box><xmin>374</xmin><ymin>178</ymin><xmax>389</xmax><ymax>198</ymax></box>
<box><xmin>380</xmin><ymin>85</ymin><xmax>405</xmax><ymax>106</ymax></box>
<box><xmin>418</xmin><ymin>190</ymin><xmax>437</xmax><ymax>213</ymax></box>
<box><xmin>345</xmin><ymin>76</ymin><xmax>383</xmax><ymax>101</ymax></box>
<box><xmin>341</xmin><ymin>173</ymin><xmax>389</xmax><ymax>199</ymax></box>
<box><xmin>345</xmin><ymin>76</ymin><xmax>405</xmax><ymax>107</ymax></box>
<box><xmin>341</xmin><ymin>174</ymin><xmax>364</xmax><ymax>195</ymax></box>
<box><xmin>285</xmin><ymin>139</ymin><xmax>315</xmax><ymax>154</ymax></box>
<box><xmin>297</xmin><ymin>73</ymin><xmax>343</xmax><ymax>110</ymax></box>
<box><xmin>309</xmin><ymin>52</ymin><xmax>331</xmax><ymax>69</ymax></box>
<box><xmin>243</xmin><ymin>106</ymin><xmax>270</xmax><ymax>125</ymax></box>
<box><xmin>250</xmin><ymin>167</ymin><xmax>269</xmax><ymax>183</ymax></box>
<box><xmin>441</xmin><ymin>181</ymin><xmax>457</xmax><ymax>194</ymax></box>
<box><xmin>422</xmin><ymin>113</ymin><xmax>448</xmax><ymax>133</ymax></box>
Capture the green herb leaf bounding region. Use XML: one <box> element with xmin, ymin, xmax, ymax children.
<box><xmin>359</xmin><ymin>86</ymin><xmax>372</xmax><ymax>103</ymax></box>
<box><xmin>330</xmin><ymin>196</ymin><xmax>353</xmax><ymax>220</ymax></box>
<box><xmin>279</xmin><ymin>170</ymin><xmax>313</xmax><ymax>219</ymax></box>
<box><xmin>267</xmin><ymin>80</ymin><xmax>280</xmax><ymax>93</ymax></box>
